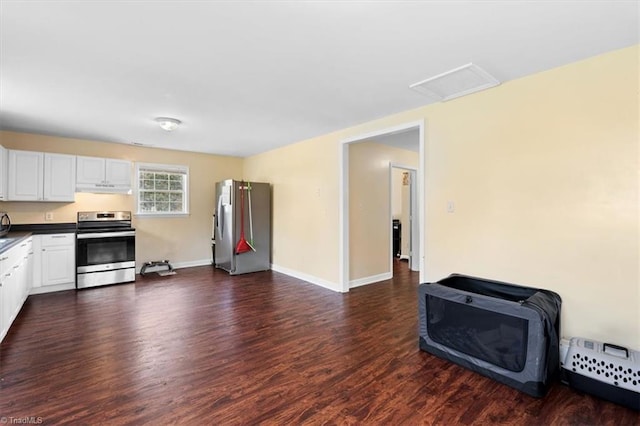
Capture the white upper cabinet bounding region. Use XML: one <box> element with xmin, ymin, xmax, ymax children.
<box><xmin>7</xmin><ymin>150</ymin><xmax>75</xmax><ymax>202</ymax></box>
<box><xmin>44</xmin><ymin>153</ymin><xmax>76</xmax><ymax>201</ymax></box>
<box><xmin>8</xmin><ymin>150</ymin><xmax>43</xmax><ymax>201</ymax></box>
<box><xmin>105</xmin><ymin>159</ymin><xmax>132</xmax><ymax>187</ymax></box>
<box><xmin>76</xmin><ymin>156</ymin><xmax>131</xmax><ymax>193</ymax></box>
<box><xmin>75</xmin><ymin>155</ymin><xmax>104</xmax><ymax>185</ymax></box>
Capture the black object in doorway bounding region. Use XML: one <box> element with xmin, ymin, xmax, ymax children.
<box><xmin>392</xmin><ymin>220</ymin><xmax>401</xmax><ymax>257</ymax></box>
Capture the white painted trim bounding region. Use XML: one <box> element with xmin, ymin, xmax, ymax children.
<box><xmin>399</xmin><ymin>254</ymin><xmax>410</xmax><ymax>260</ymax></box>
<box><xmin>349</xmin><ymin>272</ymin><xmax>392</xmax><ymax>288</ymax></box>
<box><xmin>388</xmin><ymin>161</ymin><xmax>394</xmax><ymax>279</ymax></box>
<box><xmin>340</xmin><ymin>119</ymin><xmax>426</xmax><ymax>292</ymax></box>
<box><xmin>339</xmin><ymin>135</ymin><xmax>350</xmax><ymax>292</ymax></box>
<box><xmin>30</xmin><ymin>282</ymin><xmax>75</xmax><ymax>295</ymax></box>
<box><xmin>271</xmin><ymin>264</ymin><xmax>343</xmax><ymax>293</ymax></box>
<box><xmin>418</xmin><ymin>120</ymin><xmax>426</xmax><ymax>283</ymax></box>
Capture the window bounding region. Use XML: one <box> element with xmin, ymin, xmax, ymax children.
<box><xmin>135</xmin><ymin>162</ymin><xmax>189</xmax><ymax>216</ymax></box>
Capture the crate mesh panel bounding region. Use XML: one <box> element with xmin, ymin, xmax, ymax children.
<box><xmin>426</xmin><ymin>295</ymin><xmax>529</xmax><ymax>372</ymax></box>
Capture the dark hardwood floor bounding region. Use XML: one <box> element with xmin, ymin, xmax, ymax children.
<box><xmin>1</xmin><ymin>260</ymin><xmax>637</xmax><ymax>425</ymax></box>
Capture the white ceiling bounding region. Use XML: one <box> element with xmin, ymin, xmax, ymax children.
<box><xmin>1</xmin><ymin>1</ymin><xmax>637</xmax><ymax>157</ymax></box>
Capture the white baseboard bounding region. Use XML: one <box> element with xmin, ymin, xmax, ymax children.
<box><xmin>271</xmin><ymin>264</ymin><xmax>342</xmax><ymax>293</ymax></box>
<box><xmin>399</xmin><ymin>254</ymin><xmax>409</xmax><ymax>260</ymax></box>
<box><xmin>30</xmin><ymin>282</ymin><xmax>76</xmax><ymax>295</ymax></box>
<box><xmin>349</xmin><ymin>272</ymin><xmax>392</xmax><ymax>288</ymax></box>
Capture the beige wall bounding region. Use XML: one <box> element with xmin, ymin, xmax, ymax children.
<box><xmin>243</xmin><ymin>134</ymin><xmax>341</xmax><ymax>286</ymax></box>
<box><xmin>349</xmin><ymin>142</ymin><xmax>417</xmax><ymax>281</ymax></box>
<box><xmin>422</xmin><ymin>45</ymin><xmax>639</xmax><ymax>348</ymax></box>
<box><xmin>0</xmin><ymin>131</ymin><xmax>243</xmax><ymax>269</ymax></box>
<box><xmin>245</xmin><ymin>45</ymin><xmax>639</xmax><ymax>347</ymax></box>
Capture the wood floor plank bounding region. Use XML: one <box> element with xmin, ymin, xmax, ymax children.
<box><xmin>0</xmin><ymin>261</ymin><xmax>638</xmax><ymax>425</ymax></box>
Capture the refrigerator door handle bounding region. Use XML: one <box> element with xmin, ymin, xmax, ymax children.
<box><xmin>217</xmin><ymin>195</ymin><xmax>224</xmax><ymax>238</ymax></box>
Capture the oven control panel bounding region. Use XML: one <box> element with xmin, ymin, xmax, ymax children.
<box><xmin>77</xmin><ymin>211</ymin><xmax>131</xmax><ymax>222</ymax></box>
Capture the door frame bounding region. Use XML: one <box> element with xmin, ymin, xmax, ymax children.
<box><xmin>390</xmin><ymin>164</ymin><xmax>419</xmax><ymax>272</ymax></box>
<box><xmin>339</xmin><ymin>120</ymin><xmax>426</xmax><ymax>292</ymax></box>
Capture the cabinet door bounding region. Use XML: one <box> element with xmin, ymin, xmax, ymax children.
<box><xmin>44</xmin><ymin>153</ymin><xmax>76</xmax><ymax>202</ymax></box>
<box><xmin>105</xmin><ymin>159</ymin><xmax>131</xmax><ymax>186</ymax></box>
<box><xmin>2</xmin><ymin>262</ymin><xmax>17</xmax><ymax>332</ymax></box>
<box><xmin>41</xmin><ymin>245</ymin><xmax>75</xmax><ymax>286</ymax></box>
<box><xmin>8</xmin><ymin>150</ymin><xmax>43</xmax><ymax>201</ymax></box>
<box><xmin>26</xmin><ymin>249</ymin><xmax>34</xmax><ymax>294</ymax></box>
<box><xmin>0</xmin><ymin>277</ymin><xmax>5</xmax><ymax>340</ymax></box>
<box><xmin>76</xmin><ymin>156</ymin><xmax>105</xmax><ymax>185</ymax></box>
<box><xmin>0</xmin><ymin>145</ymin><xmax>7</xmax><ymax>201</ymax></box>
<box><xmin>0</xmin><ymin>254</ymin><xmax>8</xmax><ymax>339</ymax></box>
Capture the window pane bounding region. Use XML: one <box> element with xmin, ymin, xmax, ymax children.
<box><xmin>155</xmin><ymin>192</ymin><xmax>169</xmax><ymax>202</ymax></box>
<box><xmin>141</xmin><ymin>191</ymin><xmax>155</xmax><ymax>202</ymax></box>
<box><xmin>140</xmin><ymin>202</ymin><xmax>154</xmax><ymax>212</ymax></box>
<box><xmin>141</xmin><ymin>179</ymin><xmax>155</xmax><ymax>190</ymax></box>
<box><xmin>137</xmin><ymin>163</ymin><xmax>188</xmax><ymax>215</ymax></box>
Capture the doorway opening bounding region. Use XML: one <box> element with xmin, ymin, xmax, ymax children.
<box><xmin>339</xmin><ymin>120</ymin><xmax>425</xmax><ymax>292</ymax></box>
<box><xmin>390</xmin><ymin>165</ymin><xmax>418</xmax><ymax>273</ymax></box>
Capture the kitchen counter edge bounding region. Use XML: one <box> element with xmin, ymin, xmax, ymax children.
<box><xmin>1</xmin><ymin>223</ymin><xmax>76</xmax><ymax>254</ymax></box>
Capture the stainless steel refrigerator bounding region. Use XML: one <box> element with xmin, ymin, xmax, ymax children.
<box><xmin>214</xmin><ymin>179</ymin><xmax>271</xmax><ymax>275</ymax></box>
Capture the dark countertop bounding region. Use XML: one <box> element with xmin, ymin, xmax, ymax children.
<box><xmin>10</xmin><ymin>223</ymin><xmax>77</xmax><ymax>234</ymax></box>
<box><xmin>0</xmin><ymin>232</ymin><xmax>33</xmax><ymax>254</ymax></box>
<box><xmin>1</xmin><ymin>223</ymin><xmax>77</xmax><ymax>255</ymax></box>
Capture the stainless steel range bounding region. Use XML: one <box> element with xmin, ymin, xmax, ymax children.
<box><xmin>76</xmin><ymin>211</ymin><xmax>136</xmax><ymax>289</ymax></box>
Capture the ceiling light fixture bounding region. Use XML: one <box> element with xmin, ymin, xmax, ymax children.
<box><xmin>154</xmin><ymin>117</ymin><xmax>181</xmax><ymax>132</ymax></box>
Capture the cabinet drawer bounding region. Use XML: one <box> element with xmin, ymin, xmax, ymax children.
<box><xmin>41</xmin><ymin>233</ymin><xmax>75</xmax><ymax>247</ymax></box>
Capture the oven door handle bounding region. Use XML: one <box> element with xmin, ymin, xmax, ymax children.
<box><xmin>77</xmin><ymin>231</ymin><xmax>136</xmax><ymax>239</ymax></box>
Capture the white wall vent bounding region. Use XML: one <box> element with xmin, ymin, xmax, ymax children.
<box><xmin>409</xmin><ymin>63</ymin><xmax>500</xmax><ymax>102</ymax></box>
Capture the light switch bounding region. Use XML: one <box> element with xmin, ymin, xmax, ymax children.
<box><xmin>447</xmin><ymin>201</ymin><xmax>455</xmax><ymax>213</ymax></box>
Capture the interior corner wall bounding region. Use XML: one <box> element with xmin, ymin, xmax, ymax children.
<box><xmin>349</xmin><ymin>142</ymin><xmax>418</xmax><ymax>281</ymax></box>
<box><xmin>0</xmin><ymin>131</ymin><xmax>244</xmax><ymax>269</ymax></box>
<box><xmin>242</xmin><ymin>134</ymin><xmax>341</xmax><ymax>288</ymax></box>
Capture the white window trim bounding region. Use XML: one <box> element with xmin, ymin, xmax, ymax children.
<box><xmin>135</xmin><ymin>162</ymin><xmax>190</xmax><ymax>217</ymax></box>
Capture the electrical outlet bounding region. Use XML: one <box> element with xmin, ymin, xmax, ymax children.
<box><xmin>45</xmin><ymin>212</ymin><xmax>54</xmax><ymax>221</ymax></box>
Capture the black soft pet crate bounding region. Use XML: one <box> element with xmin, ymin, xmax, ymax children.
<box><xmin>418</xmin><ymin>274</ymin><xmax>562</xmax><ymax>397</ymax></box>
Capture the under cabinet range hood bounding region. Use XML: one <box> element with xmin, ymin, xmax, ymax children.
<box><xmin>75</xmin><ymin>183</ymin><xmax>132</xmax><ymax>194</ymax></box>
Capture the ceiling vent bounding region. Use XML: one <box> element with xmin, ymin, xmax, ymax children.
<box><xmin>409</xmin><ymin>63</ymin><xmax>500</xmax><ymax>102</ymax></box>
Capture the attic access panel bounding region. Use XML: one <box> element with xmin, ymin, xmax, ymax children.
<box><xmin>409</xmin><ymin>63</ymin><xmax>500</xmax><ymax>101</ymax></box>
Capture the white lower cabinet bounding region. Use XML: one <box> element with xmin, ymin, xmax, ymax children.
<box><xmin>31</xmin><ymin>233</ymin><xmax>75</xmax><ymax>295</ymax></box>
<box><xmin>0</xmin><ymin>237</ymin><xmax>32</xmax><ymax>343</ymax></box>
